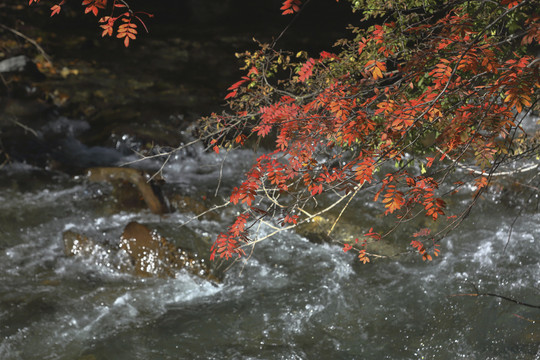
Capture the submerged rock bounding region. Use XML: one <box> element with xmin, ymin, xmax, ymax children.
<box><xmin>295</xmin><ymin>215</ymin><xmax>406</xmax><ymax>259</ymax></box>
<box><xmin>62</xmin><ymin>221</ymin><xmax>219</xmax><ymax>282</ymax></box>
<box><xmin>62</xmin><ymin>230</ymin><xmax>97</xmax><ymax>257</ymax></box>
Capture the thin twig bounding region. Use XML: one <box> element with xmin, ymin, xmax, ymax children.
<box><xmin>0</xmin><ymin>24</ymin><xmax>53</xmax><ymax>65</ymax></box>
<box><xmin>449</xmin><ymin>292</ymin><xmax>540</xmax><ymax>309</ymax></box>
<box><xmin>504</xmin><ymin>207</ymin><xmax>522</xmax><ymax>253</ymax></box>
<box><xmin>11</xmin><ymin>118</ymin><xmax>39</xmax><ymax>137</ymax></box>
<box><xmin>504</xmin><ymin>176</ymin><xmax>540</xmax><ymax>252</ymax></box>
<box><xmin>214</xmin><ymin>150</ymin><xmax>229</xmax><ymax>197</ymax></box>
<box><xmin>243</xmin><ymin>186</ymin><xmax>354</xmax><ymax>248</ymax></box>
<box><xmin>176</xmin><ymin>200</ymin><xmax>231</xmax><ymax>228</ymax></box>
<box><xmin>271</xmin><ymin>0</ymin><xmax>313</xmax><ymax>48</ymax></box>
<box><xmin>435</xmin><ymin>145</ymin><xmax>539</xmax><ymax>177</ymax></box>
<box><xmin>328</xmin><ymin>184</ymin><xmax>363</xmax><ymax>236</ymax></box>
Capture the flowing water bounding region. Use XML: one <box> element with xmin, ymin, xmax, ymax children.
<box><xmin>0</xmin><ymin>116</ymin><xmax>538</xmax><ymax>360</ymax></box>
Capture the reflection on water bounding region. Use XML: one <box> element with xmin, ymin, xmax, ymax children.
<box><xmin>0</xmin><ymin>135</ymin><xmax>538</xmax><ymax>360</ymax></box>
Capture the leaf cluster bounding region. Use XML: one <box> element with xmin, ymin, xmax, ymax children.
<box><xmin>204</xmin><ymin>0</ymin><xmax>539</xmax><ymax>262</ymax></box>
<box><xmin>28</xmin><ymin>0</ymin><xmax>152</xmax><ymax>47</ymax></box>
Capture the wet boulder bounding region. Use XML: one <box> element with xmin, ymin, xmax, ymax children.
<box><xmin>62</xmin><ymin>222</ymin><xmax>219</xmax><ymax>282</ymax></box>
<box><xmin>120</xmin><ymin>221</ymin><xmax>216</xmax><ymax>280</ymax></box>
<box><xmin>87</xmin><ymin>167</ymin><xmax>169</xmax><ymax>214</ymax></box>
<box><xmin>62</xmin><ymin>229</ymin><xmax>132</xmax><ymax>274</ymax></box>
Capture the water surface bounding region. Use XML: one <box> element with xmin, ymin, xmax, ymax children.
<box><xmin>0</xmin><ymin>136</ymin><xmax>538</xmax><ymax>359</ymax></box>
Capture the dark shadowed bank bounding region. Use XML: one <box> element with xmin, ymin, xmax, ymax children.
<box><xmin>0</xmin><ymin>0</ymin><xmax>356</xmax><ymax>170</ymax></box>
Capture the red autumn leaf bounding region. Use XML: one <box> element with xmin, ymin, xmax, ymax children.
<box><xmin>358</xmin><ymin>37</ymin><xmax>368</xmax><ymax>55</ymax></box>
<box><xmin>224</xmin><ymin>90</ymin><xmax>238</xmax><ymax>99</ymax></box>
<box><xmin>365</xmin><ymin>60</ymin><xmax>386</xmax><ymax>80</ymax></box>
<box><xmin>298</xmin><ymin>58</ymin><xmax>316</xmax><ymax>83</ymax></box>
<box><xmin>99</xmin><ymin>16</ymin><xmax>114</xmax><ymax>37</ymax></box>
<box><xmin>228</xmin><ymin>77</ymin><xmax>250</xmax><ymax>91</ymax></box>
<box><xmin>358</xmin><ymin>250</ymin><xmax>370</xmax><ymax>264</ymax></box>
<box><xmin>382</xmin><ymin>186</ymin><xmax>404</xmax><ymax>214</ymax></box>
<box><xmin>50</xmin><ymin>4</ymin><xmax>62</xmax><ymax>16</ymax></box>
<box><xmin>280</xmin><ymin>0</ymin><xmax>302</xmax><ymax>15</ymax></box>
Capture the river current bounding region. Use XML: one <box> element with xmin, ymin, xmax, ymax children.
<box><xmin>0</xmin><ymin>117</ymin><xmax>538</xmax><ymax>359</ymax></box>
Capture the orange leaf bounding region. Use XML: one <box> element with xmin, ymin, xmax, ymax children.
<box><xmin>50</xmin><ymin>4</ymin><xmax>61</xmax><ymax>16</ymax></box>
<box><xmin>280</xmin><ymin>0</ymin><xmax>302</xmax><ymax>14</ymax></box>
<box><xmin>224</xmin><ymin>90</ymin><xmax>238</xmax><ymax>100</ymax></box>
<box><xmin>228</xmin><ymin>77</ymin><xmax>249</xmax><ymax>91</ymax></box>
<box><xmin>298</xmin><ymin>58</ymin><xmax>316</xmax><ymax>83</ymax></box>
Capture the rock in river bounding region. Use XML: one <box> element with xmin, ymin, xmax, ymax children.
<box><xmin>87</xmin><ymin>167</ymin><xmax>169</xmax><ymax>214</ymax></box>
<box><xmin>120</xmin><ymin>221</ymin><xmax>216</xmax><ymax>280</ymax></box>
<box><xmin>63</xmin><ymin>221</ymin><xmax>219</xmax><ymax>282</ymax></box>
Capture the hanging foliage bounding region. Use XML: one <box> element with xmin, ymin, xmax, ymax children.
<box><xmin>199</xmin><ymin>0</ymin><xmax>539</xmax><ymax>262</ymax></box>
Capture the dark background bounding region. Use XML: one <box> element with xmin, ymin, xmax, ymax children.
<box><xmin>0</xmin><ymin>0</ymin><xmax>361</xmax><ymax>168</ymax></box>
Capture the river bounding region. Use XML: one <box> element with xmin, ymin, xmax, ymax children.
<box><xmin>0</xmin><ymin>121</ymin><xmax>538</xmax><ymax>359</ymax></box>
<box><xmin>0</xmin><ymin>1</ymin><xmax>539</xmax><ymax>359</ymax></box>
